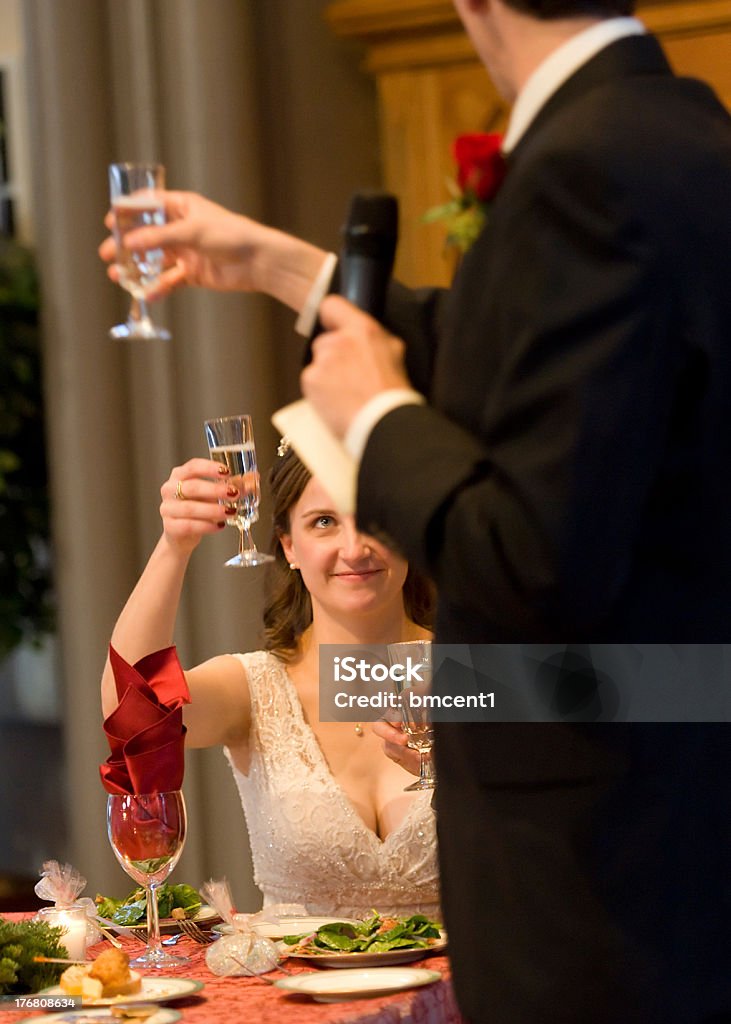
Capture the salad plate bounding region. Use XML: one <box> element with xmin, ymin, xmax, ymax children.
<box><xmin>286</xmin><ymin>935</ymin><xmax>447</xmax><ymax>968</ymax></box>
<box><xmin>39</xmin><ymin>978</ymin><xmax>204</xmax><ymax>1007</ymax></box>
<box><xmin>275</xmin><ymin>966</ymin><xmax>441</xmax><ymax>1002</ymax></box>
<box><xmin>281</xmin><ymin>914</ymin><xmax>447</xmax><ymax>968</ymax></box>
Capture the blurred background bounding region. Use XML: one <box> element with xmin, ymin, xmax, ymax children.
<box><xmin>0</xmin><ymin>0</ymin><xmax>381</xmax><ymax>912</ymax></box>
<box><xmin>1</xmin><ymin>0</ymin><xmax>728</xmax><ymax>913</ymax></box>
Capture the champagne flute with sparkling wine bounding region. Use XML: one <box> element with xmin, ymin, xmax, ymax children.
<box><xmin>106</xmin><ymin>790</ymin><xmax>188</xmax><ymax>968</ymax></box>
<box><xmin>387</xmin><ymin>640</ymin><xmax>436</xmax><ymax>791</ymax></box>
<box><xmin>108</xmin><ymin>162</ymin><xmax>171</xmax><ymax>340</ymax></box>
<box><xmin>204</xmin><ymin>414</ymin><xmax>274</xmax><ymax>568</ymax></box>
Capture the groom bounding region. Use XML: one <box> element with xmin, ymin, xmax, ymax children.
<box><xmin>105</xmin><ymin>0</ymin><xmax>731</xmax><ymax>1017</ymax></box>
<box><xmin>300</xmin><ymin>1</ymin><xmax>731</xmax><ymax>1022</ymax></box>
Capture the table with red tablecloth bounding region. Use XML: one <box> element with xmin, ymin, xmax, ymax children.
<box><xmin>0</xmin><ymin>914</ymin><xmax>464</xmax><ymax>1024</ymax></box>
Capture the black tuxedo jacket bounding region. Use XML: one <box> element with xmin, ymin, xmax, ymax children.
<box><xmin>357</xmin><ymin>34</ymin><xmax>731</xmax><ymax>1023</ymax></box>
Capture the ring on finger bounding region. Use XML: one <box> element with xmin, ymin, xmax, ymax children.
<box><xmin>175</xmin><ymin>479</ymin><xmax>187</xmax><ymax>501</ymax></box>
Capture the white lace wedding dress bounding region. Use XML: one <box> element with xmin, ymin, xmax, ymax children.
<box><xmin>223</xmin><ymin>650</ymin><xmax>440</xmax><ymax>919</ymax></box>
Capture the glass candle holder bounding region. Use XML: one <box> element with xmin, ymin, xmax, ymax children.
<box><xmin>36</xmin><ymin>904</ymin><xmax>88</xmax><ymax>960</ymax></box>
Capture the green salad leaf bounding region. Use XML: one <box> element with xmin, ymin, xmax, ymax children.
<box><xmin>94</xmin><ymin>882</ymin><xmax>202</xmax><ymax>926</ymax></box>
<box><xmin>169</xmin><ymin>884</ymin><xmax>202</xmax><ymax>915</ymax></box>
<box><xmin>94</xmin><ymin>895</ymin><xmax>123</xmax><ymax>920</ymax></box>
<box><xmin>282</xmin><ymin>911</ymin><xmax>442</xmax><ymax>955</ymax></box>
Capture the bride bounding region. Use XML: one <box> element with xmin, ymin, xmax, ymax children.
<box><xmin>101</xmin><ymin>442</ymin><xmax>439</xmax><ymax>919</ymax></box>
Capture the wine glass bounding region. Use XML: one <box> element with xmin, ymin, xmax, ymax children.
<box><xmin>107</xmin><ymin>790</ymin><xmax>188</xmax><ymax>968</ymax></box>
<box><xmin>387</xmin><ymin>640</ymin><xmax>436</xmax><ymax>791</ymax></box>
<box><xmin>108</xmin><ymin>162</ymin><xmax>171</xmax><ymax>340</ymax></box>
<box><xmin>204</xmin><ymin>414</ymin><xmax>275</xmax><ymax>568</ymax></box>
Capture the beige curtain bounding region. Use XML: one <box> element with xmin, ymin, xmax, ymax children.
<box><xmin>21</xmin><ymin>0</ymin><xmax>378</xmax><ymax>908</ymax></box>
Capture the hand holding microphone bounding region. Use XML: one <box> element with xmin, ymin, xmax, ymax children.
<box><xmin>304</xmin><ymin>295</ymin><xmax>408</xmax><ymax>438</ymax></box>
<box><xmin>273</xmin><ymin>191</ymin><xmax>407</xmax><ymax>513</ymax></box>
<box><xmin>302</xmin><ymin>191</ymin><xmax>407</xmax><ymax>436</ymax></box>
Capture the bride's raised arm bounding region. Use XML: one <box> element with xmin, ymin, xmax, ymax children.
<box><xmin>100</xmin><ymin>457</ymin><xmax>251</xmax><ymax>751</ymax></box>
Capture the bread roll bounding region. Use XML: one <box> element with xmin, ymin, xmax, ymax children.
<box><xmin>60</xmin><ymin>948</ymin><xmax>142</xmax><ymax>999</ymax></box>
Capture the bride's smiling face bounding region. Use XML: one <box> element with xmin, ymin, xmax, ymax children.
<box><xmin>279</xmin><ymin>476</ymin><xmax>408</xmax><ymax>618</ymax></box>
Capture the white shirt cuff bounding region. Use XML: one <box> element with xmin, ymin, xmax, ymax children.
<box><xmin>344</xmin><ymin>389</ymin><xmax>425</xmax><ymax>463</ymax></box>
<box><xmin>295</xmin><ymin>252</ymin><xmax>338</xmax><ymax>337</ymax></box>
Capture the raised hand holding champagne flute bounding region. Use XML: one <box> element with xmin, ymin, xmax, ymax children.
<box><xmin>108</xmin><ymin>162</ymin><xmax>171</xmax><ymax>340</ymax></box>
<box><xmin>204</xmin><ymin>414</ymin><xmax>274</xmax><ymax>568</ymax></box>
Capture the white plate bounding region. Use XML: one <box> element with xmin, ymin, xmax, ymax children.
<box><xmin>214</xmin><ymin>915</ymin><xmax>358</xmax><ymax>940</ymax></box>
<box><xmin>287</xmin><ymin>932</ymin><xmax>447</xmax><ymax>968</ymax></box>
<box><xmin>275</xmin><ymin>966</ymin><xmax>441</xmax><ymax>1002</ymax></box>
<box><xmin>39</xmin><ymin>978</ymin><xmax>204</xmax><ymax>1007</ymax></box>
<box><xmin>19</xmin><ymin>1010</ymin><xmax>181</xmax><ymax>1024</ymax></box>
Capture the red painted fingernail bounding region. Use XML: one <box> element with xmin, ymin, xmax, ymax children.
<box><xmin>226</xmin><ymin>486</ymin><xmax>239</xmax><ymax>497</ymax></box>
<box><xmin>217</xmin><ymin>464</ymin><xmax>229</xmax><ymax>475</ymax></box>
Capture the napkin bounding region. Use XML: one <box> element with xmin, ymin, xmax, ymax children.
<box><xmin>100</xmin><ymin>644</ymin><xmax>190</xmax><ymax>795</ymax></box>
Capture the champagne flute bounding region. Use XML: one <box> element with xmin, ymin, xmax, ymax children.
<box><xmin>108</xmin><ymin>162</ymin><xmax>171</xmax><ymax>340</ymax></box>
<box><xmin>106</xmin><ymin>790</ymin><xmax>188</xmax><ymax>968</ymax></box>
<box><xmin>204</xmin><ymin>414</ymin><xmax>274</xmax><ymax>568</ymax></box>
<box><xmin>387</xmin><ymin>640</ymin><xmax>436</xmax><ymax>791</ymax></box>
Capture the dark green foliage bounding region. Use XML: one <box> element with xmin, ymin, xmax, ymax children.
<box><xmin>0</xmin><ymin>917</ymin><xmax>67</xmax><ymax>995</ymax></box>
<box><xmin>0</xmin><ymin>238</ymin><xmax>54</xmax><ymax>661</ymax></box>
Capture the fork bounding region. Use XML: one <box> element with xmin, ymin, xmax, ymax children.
<box><xmin>177</xmin><ymin>917</ymin><xmax>217</xmax><ymax>944</ymax></box>
<box><xmin>129</xmin><ymin>928</ymin><xmax>184</xmax><ymax>945</ymax></box>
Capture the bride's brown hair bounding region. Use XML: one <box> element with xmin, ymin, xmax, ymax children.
<box><xmin>262</xmin><ymin>445</ymin><xmax>434</xmax><ymax>661</ymax></box>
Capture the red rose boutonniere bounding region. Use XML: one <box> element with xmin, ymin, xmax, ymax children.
<box><xmin>424</xmin><ymin>132</ymin><xmax>506</xmax><ymax>253</ymax></box>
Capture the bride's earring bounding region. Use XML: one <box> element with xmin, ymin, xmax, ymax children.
<box><xmin>289</xmin><ymin>561</ymin><xmax>299</xmax><ymax>570</ymax></box>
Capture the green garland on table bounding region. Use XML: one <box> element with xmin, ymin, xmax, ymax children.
<box><xmin>0</xmin><ymin>917</ymin><xmax>67</xmax><ymax>995</ymax></box>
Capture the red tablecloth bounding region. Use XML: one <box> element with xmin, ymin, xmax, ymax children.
<box><xmin>1</xmin><ymin>915</ymin><xmax>464</xmax><ymax>1024</ymax></box>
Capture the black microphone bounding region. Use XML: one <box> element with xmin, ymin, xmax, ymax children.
<box><xmin>338</xmin><ymin>190</ymin><xmax>398</xmax><ymax>319</ymax></box>
<box><xmin>304</xmin><ymin>191</ymin><xmax>398</xmax><ymax>362</ymax></box>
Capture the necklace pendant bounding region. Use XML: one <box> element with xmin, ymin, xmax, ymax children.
<box><xmin>354</xmin><ymin>723</ymin><xmax>364</xmax><ymax>736</ymax></box>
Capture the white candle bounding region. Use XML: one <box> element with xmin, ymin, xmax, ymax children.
<box><xmin>37</xmin><ymin>905</ymin><xmax>88</xmax><ymax>960</ymax></box>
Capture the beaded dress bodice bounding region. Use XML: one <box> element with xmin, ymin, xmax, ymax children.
<box><xmin>223</xmin><ymin>650</ymin><xmax>440</xmax><ymax>919</ymax></box>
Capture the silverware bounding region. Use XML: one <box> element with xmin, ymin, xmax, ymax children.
<box><xmin>177</xmin><ymin>918</ymin><xmax>217</xmax><ymax>944</ymax></box>
<box><xmin>129</xmin><ymin>928</ymin><xmax>183</xmax><ymax>945</ymax></box>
